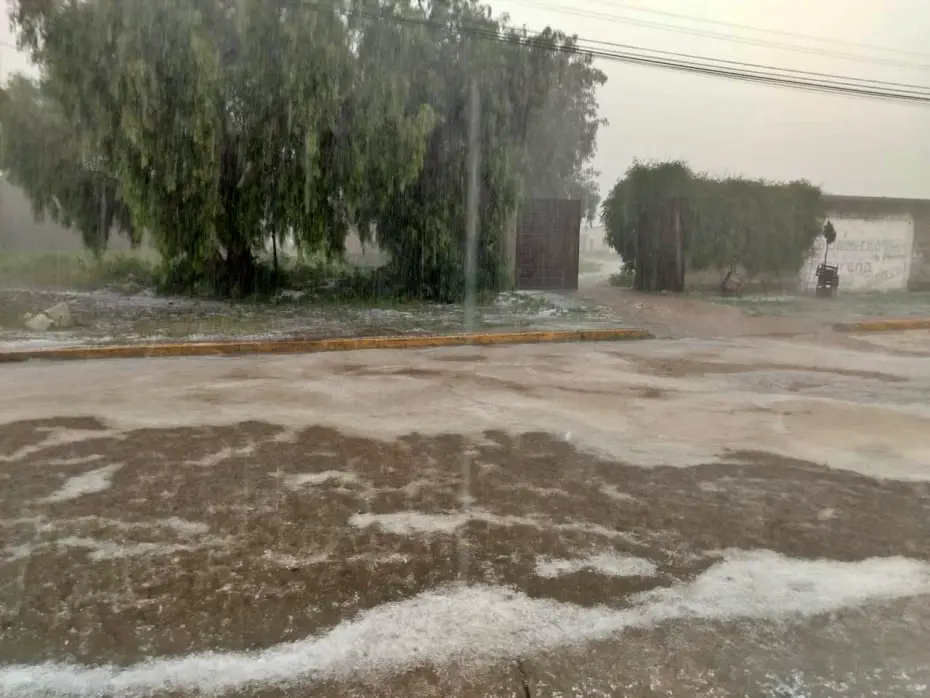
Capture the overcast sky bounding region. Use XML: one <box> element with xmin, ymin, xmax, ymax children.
<box><xmin>4</xmin><ymin>0</ymin><xmax>929</xmax><ymax>199</ymax></box>
<box><xmin>498</xmin><ymin>0</ymin><xmax>930</xmax><ymax>201</ymax></box>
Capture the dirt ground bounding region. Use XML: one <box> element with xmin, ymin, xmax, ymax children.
<box><xmin>2</xmin><ymin>333</ymin><xmax>930</xmax><ymax>697</ymax></box>
<box><xmin>575</xmin><ymin>267</ymin><xmax>930</xmax><ymax>341</ymax></box>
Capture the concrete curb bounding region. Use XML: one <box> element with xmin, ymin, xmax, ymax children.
<box><xmin>0</xmin><ymin>328</ymin><xmax>653</xmax><ymax>364</ymax></box>
<box><xmin>833</xmin><ymin>319</ymin><xmax>930</xmax><ymax>333</ymax></box>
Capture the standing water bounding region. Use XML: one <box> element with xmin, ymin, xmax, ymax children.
<box><xmin>458</xmin><ymin>79</ymin><xmax>481</xmax><ymax>581</ymax></box>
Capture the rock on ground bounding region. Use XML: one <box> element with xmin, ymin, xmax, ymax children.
<box><xmin>23</xmin><ymin>312</ymin><xmax>55</xmax><ymax>332</ymax></box>
<box><xmin>43</xmin><ymin>302</ymin><xmax>73</xmax><ymax>328</ymax></box>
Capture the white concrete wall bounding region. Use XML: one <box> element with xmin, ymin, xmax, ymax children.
<box><xmin>799</xmin><ymin>213</ymin><xmax>915</xmax><ymax>292</ymax></box>
<box><xmin>580</xmin><ymin>225</ymin><xmax>611</xmax><ymax>254</ymax></box>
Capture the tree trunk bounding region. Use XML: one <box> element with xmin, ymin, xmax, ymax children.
<box><xmin>272</xmin><ymin>232</ymin><xmax>279</xmax><ymax>295</ymax></box>
<box><xmin>635</xmin><ymin>198</ymin><xmax>687</xmax><ymax>293</ymax></box>
<box><xmin>224</xmin><ymin>245</ymin><xmax>256</xmax><ymax>297</ymax></box>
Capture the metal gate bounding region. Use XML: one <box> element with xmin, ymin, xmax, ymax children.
<box><xmin>515</xmin><ymin>198</ymin><xmax>582</xmax><ymax>291</ymax></box>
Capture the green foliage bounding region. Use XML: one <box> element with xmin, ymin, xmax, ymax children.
<box><xmin>516</xmin><ymin>30</ymin><xmax>607</xmax><ymax>226</ymax></box>
<box><xmin>7</xmin><ymin>0</ymin><xmax>606</xmax><ymax>300</ymax></box>
<box><xmin>0</xmin><ymin>76</ymin><xmax>138</xmax><ymax>253</ymax></box>
<box><xmin>601</xmin><ymin>160</ymin><xmax>691</xmax><ymax>282</ymax></box>
<box><xmin>608</xmin><ymin>269</ymin><xmax>634</xmax><ymax>288</ymax></box>
<box><xmin>342</xmin><ymin>1</ymin><xmax>506</xmax><ymax>302</ymax></box>
<box><xmin>352</xmin><ymin>3</ymin><xmax>607</xmax><ymax>300</ymax></box>
<box><xmin>602</xmin><ymin>160</ymin><xmax>824</xmax><ymax>287</ymax></box>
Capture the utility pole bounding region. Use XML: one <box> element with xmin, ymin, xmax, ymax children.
<box><xmin>464</xmin><ymin>79</ymin><xmax>480</xmax><ymax>330</ymax></box>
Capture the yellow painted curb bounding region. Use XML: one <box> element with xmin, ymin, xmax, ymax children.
<box><xmin>0</xmin><ymin>328</ymin><xmax>653</xmax><ymax>363</ymax></box>
<box><xmin>833</xmin><ymin>318</ymin><xmax>930</xmax><ymax>333</ymax></box>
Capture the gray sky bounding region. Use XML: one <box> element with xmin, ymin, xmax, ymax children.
<box><xmin>501</xmin><ymin>0</ymin><xmax>930</xmax><ymax>200</ymax></box>
<box><xmin>4</xmin><ymin>0</ymin><xmax>929</xmax><ymax>199</ymax></box>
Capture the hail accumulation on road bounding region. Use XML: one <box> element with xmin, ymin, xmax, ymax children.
<box><xmin>1</xmin><ymin>330</ymin><xmax>930</xmax><ymax>697</ymax></box>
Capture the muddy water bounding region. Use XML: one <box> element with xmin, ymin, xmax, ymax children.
<box><xmin>1</xmin><ymin>338</ymin><xmax>930</xmax><ymax>696</ymax></box>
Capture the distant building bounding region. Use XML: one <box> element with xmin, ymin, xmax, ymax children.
<box><xmin>580</xmin><ymin>225</ymin><xmax>611</xmax><ymax>254</ymax></box>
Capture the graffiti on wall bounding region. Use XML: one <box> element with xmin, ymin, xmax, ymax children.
<box><xmin>801</xmin><ymin>214</ymin><xmax>914</xmax><ymax>292</ymax></box>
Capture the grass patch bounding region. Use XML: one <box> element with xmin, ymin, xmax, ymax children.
<box><xmin>1</xmin><ymin>249</ymin><xmax>467</xmax><ymax>312</ymax></box>
<box><xmin>0</xmin><ymin>250</ymin><xmax>159</xmax><ymax>290</ymax></box>
<box><xmin>1</xmin><ymin>248</ymin><xmax>627</xmax><ymax>339</ymax></box>
<box><xmin>608</xmin><ymin>269</ymin><xmax>634</xmax><ymax>288</ymax></box>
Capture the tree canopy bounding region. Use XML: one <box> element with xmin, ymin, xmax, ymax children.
<box><xmin>4</xmin><ymin>0</ymin><xmax>607</xmax><ymax>299</ymax></box>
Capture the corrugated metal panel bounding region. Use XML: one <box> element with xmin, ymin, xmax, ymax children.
<box><xmin>515</xmin><ymin>199</ymin><xmax>582</xmax><ymax>291</ymax></box>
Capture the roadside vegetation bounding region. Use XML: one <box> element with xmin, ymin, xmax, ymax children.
<box><xmin>601</xmin><ymin>160</ymin><xmax>824</xmax><ymax>292</ymax></box>
<box><xmin>1</xmin><ymin>0</ymin><xmax>605</xmax><ymax>302</ymax></box>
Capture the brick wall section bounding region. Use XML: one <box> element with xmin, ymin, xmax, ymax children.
<box><xmin>822</xmin><ymin>194</ymin><xmax>930</xmax><ymax>291</ymax></box>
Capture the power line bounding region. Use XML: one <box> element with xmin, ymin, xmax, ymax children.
<box><xmin>543</xmin><ymin>40</ymin><xmax>930</xmax><ymax>103</ymax></box>
<box><xmin>322</xmin><ymin>4</ymin><xmax>930</xmax><ymax>105</ymax></box>
<box><xmin>568</xmin><ymin>35</ymin><xmax>930</xmax><ymax>95</ymax></box>
<box><xmin>507</xmin><ymin>0</ymin><xmax>930</xmax><ymax>72</ymax></box>
<box><xmin>518</xmin><ymin>0</ymin><xmax>930</xmax><ymax>71</ymax></box>
<box><xmin>591</xmin><ymin>0</ymin><xmax>930</xmax><ymax>61</ymax></box>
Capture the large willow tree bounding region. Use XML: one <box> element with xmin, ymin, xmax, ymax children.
<box><xmin>7</xmin><ymin>0</ymin><xmax>607</xmax><ymax>299</ymax></box>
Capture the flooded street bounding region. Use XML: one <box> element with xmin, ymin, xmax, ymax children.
<box><xmin>2</xmin><ymin>335</ymin><xmax>930</xmax><ymax>696</ymax></box>
<box><xmin>6</xmin><ymin>0</ymin><xmax>930</xmax><ymax>693</ymax></box>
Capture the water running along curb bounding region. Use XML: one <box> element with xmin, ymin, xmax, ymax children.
<box><xmin>833</xmin><ymin>318</ymin><xmax>930</xmax><ymax>333</ymax></box>
<box><xmin>0</xmin><ymin>328</ymin><xmax>653</xmax><ymax>363</ymax></box>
